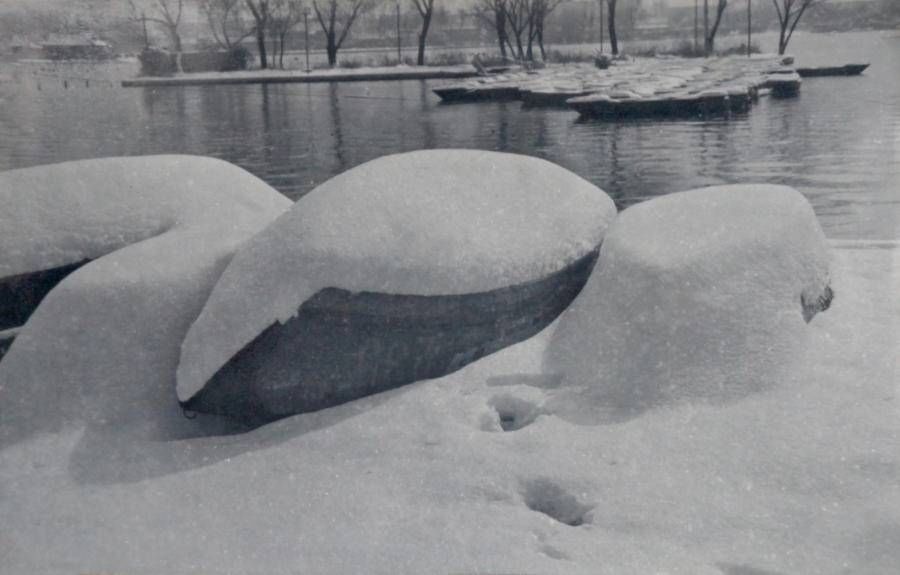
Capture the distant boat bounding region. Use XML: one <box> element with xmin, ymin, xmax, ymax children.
<box><xmin>796</xmin><ymin>63</ymin><xmax>869</xmax><ymax>78</ymax></box>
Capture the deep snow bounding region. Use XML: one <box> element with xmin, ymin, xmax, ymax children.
<box><xmin>0</xmin><ymin>156</ymin><xmax>896</xmax><ymax>574</ymax></box>
<box><xmin>545</xmin><ymin>185</ymin><xmax>833</xmax><ymax>420</ymax></box>
<box><xmin>177</xmin><ymin>149</ymin><xmax>616</xmax><ymax>402</ymax></box>
<box><xmin>0</xmin><ymin>243</ymin><xmax>896</xmax><ymax>575</ymax></box>
<box><xmin>0</xmin><ymin>156</ymin><xmax>291</xmax><ymax>445</ymax></box>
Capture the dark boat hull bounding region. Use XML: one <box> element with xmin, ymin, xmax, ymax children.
<box><xmin>796</xmin><ymin>64</ymin><xmax>869</xmax><ymax>78</ymax></box>
<box><xmin>522</xmin><ymin>90</ymin><xmax>588</xmax><ymax>108</ymax></box>
<box><xmin>0</xmin><ymin>259</ymin><xmax>90</xmax><ymax>331</ymax></box>
<box><xmin>184</xmin><ymin>249</ymin><xmax>600</xmax><ymax>427</ymax></box>
<box><xmin>568</xmin><ymin>92</ymin><xmax>741</xmax><ymax>119</ymax></box>
<box><xmin>434</xmin><ymin>85</ymin><xmax>521</xmax><ymax>103</ymax></box>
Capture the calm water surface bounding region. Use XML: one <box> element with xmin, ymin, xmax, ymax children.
<box><xmin>1</xmin><ymin>31</ymin><xmax>897</xmax><ymax>240</ymax></box>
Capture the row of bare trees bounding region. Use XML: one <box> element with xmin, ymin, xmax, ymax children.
<box><xmin>703</xmin><ymin>0</ymin><xmax>821</xmax><ymax>55</ymax></box>
<box><xmin>701</xmin><ymin>0</ymin><xmax>824</xmax><ymax>56</ymax></box>
<box><xmin>474</xmin><ymin>0</ymin><xmax>564</xmax><ymax>62</ymax></box>
<box><xmin>129</xmin><ymin>0</ymin><xmax>823</xmax><ymax>71</ymax></box>
<box><xmin>477</xmin><ymin>0</ymin><xmax>821</xmax><ymax>60</ymax></box>
<box><xmin>131</xmin><ymin>0</ymin><xmax>372</xmax><ymax>69</ymax></box>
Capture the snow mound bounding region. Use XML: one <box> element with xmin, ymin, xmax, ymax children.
<box><xmin>544</xmin><ymin>184</ymin><xmax>832</xmax><ymax>416</ymax></box>
<box><xmin>0</xmin><ymin>156</ymin><xmax>290</xmax><ymax>444</ymax></box>
<box><xmin>177</xmin><ymin>149</ymin><xmax>616</xmax><ymax>403</ymax></box>
<box><xmin>0</xmin><ymin>155</ymin><xmax>288</xmax><ymax>279</ymax></box>
<box><xmin>1</xmin><ymin>244</ymin><xmax>896</xmax><ymax>574</ymax></box>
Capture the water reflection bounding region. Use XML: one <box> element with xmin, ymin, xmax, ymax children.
<box><xmin>0</xmin><ymin>31</ymin><xmax>896</xmax><ymax>239</ymax></box>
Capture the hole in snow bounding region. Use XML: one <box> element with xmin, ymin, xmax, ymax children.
<box><xmin>539</xmin><ymin>543</ymin><xmax>570</xmax><ymax>560</ymax></box>
<box><xmin>801</xmin><ymin>284</ymin><xmax>834</xmax><ymax>323</ymax></box>
<box><xmin>522</xmin><ymin>478</ymin><xmax>593</xmax><ymax>527</ymax></box>
<box><xmin>489</xmin><ymin>394</ymin><xmax>541</xmax><ymax>432</ymax></box>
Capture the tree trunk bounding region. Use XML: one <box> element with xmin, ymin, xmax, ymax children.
<box><xmin>514</xmin><ymin>34</ymin><xmax>524</xmax><ymax>60</ymax></box>
<box><xmin>170</xmin><ymin>27</ymin><xmax>183</xmax><ymax>72</ymax></box>
<box><xmin>538</xmin><ymin>26</ymin><xmax>546</xmax><ymax>60</ymax></box>
<box><xmin>417</xmin><ymin>12</ymin><xmax>432</xmax><ymax>65</ymax></box>
<box><xmin>607</xmin><ymin>0</ymin><xmax>619</xmax><ymax>56</ymax></box>
<box><xmin>495</xmin><ymin>9</ymin><xmax>507</xmax><ymax>58</ymax></box>
<box><xmin>706</xmin><ymin>1</ymin><xmax>727</xmax><ymax>54</ymax></box>
<box><xmin>526</xmin><ymin>18</ymin><xmax>534</xmax><ymax>61</ymax></box>
<box><xmin>256</xmin><ymin>27</ymin><xmax>268</xmax><ymax>69</ymax></box>
<box><xmin>327</xmin><ymin>32</ymin><xmax>337</xmax><ymax>66</ymax></box>
<box><xmin>778</xmin><ymin>15</ymin><xmax>789</xmax><ymax>54</ymax></box>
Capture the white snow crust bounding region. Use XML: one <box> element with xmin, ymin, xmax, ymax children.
<box><xmin>0</xmin><ymin>155</ymin><xmax>289</xmax><ymax>278</ymax></box>
<box><xmin>544</xmin><ymin>185</ymin><xmax>832</xmax><ymax>416</ymax></box>
<box><xmin>0</xmin><ymin>243</ymin><xmax>896</xmax><ymax>575</ymax></box>
<box><xmin>176</xmin><ymin>149</ymin><xmax>616</xmax><ymax>402</ymax></box>
<box><xmin>0</xmin><ymin>156</ymin><xmax>290</xmax><ymax>442</ymax></box>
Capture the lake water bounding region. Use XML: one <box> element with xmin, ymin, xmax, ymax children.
<box><xmin>1</xmin><ymin>30</ymin><xmax>897</xmax><ymax>240</ymax></box>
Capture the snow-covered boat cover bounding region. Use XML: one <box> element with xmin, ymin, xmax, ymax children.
<box><xmin>0</xmin><ymin>156</ymin><xmax>291</xmax><ymax>442</ymax></box>
<box><xmin>545</xmin><ymin>184</ymin><xmax>832</xmax><ymax>413</ymax></box>
<box><xmin>177</xmin><ymin>149</ymin><xmax>616</xmax><ymax>401</ymax></box>
<box><xmin>0</xmin><ymin>155</ymin><xmax>290</xmax><ymax>279</ymax></box>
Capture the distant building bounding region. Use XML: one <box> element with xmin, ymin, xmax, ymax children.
<box><xmin>2</xmin><ymin>36</ymin><xmax>41</xmax><ymax>59</ymax></box>
<box><xmin>40</xmin><ymin>34</ymin><xmax>114</xmax><ymax>61</ymax></box>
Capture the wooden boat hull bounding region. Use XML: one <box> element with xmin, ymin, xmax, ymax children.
<box><xmin>796</xmin><ymin>64</ymin><xmax>869</xmax><ymax>78</ymax></box>
<box><xmin>522</xmin><ymin>89</ymin><xmax>588</xmax><ymax>108</ymax></box>
<box><xmin>0</xmin><ymin>260</ymin><xmax>90</xmax><ymax>332</ymax></box>
<box><xmin>434</xmin><ymin>85</ymin><xmax>521</xmax><ymax>103</ymax></box>
<box><xmin>567</xmin><ymin>91</ymin><xmax>743</xmax><ymax>119</ymax></box>
<box><xmin>183</xmin><ymin>248</ymin><xmax>601</xmax><ymax>426</ymax></box>
<box><xmin>769</xmin><ymin>80</ymin><xmax>801</xmax><ymax>98</ymax></box>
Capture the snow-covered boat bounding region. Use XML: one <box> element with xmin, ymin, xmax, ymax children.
<box><xmin>764</xmin><ymin>71</ymin><xmax>802</xmax><ymax>97</ymax></box>
<box><xmin>183</xmin><ymin>247</ymin><xmax>600</xmax><ymax>425</ymax></box>
<box><xmin>796</xmin><ymin>63</ymin><xmax>869</xmax><ymax>77</ymax></box>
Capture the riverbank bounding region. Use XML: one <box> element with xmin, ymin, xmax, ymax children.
<box><xmin>120</xmin><ymin>64</ymin><xmax>479</xmax><ymax>87</ymax></box>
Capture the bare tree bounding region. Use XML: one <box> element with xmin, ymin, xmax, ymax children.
<box><xmin>606</xmin><ymin>0</ymin><xmax>618</xmax><ymax>56</ymax></box>
<box><xmin>474</xmin><ymin>0</ymin><xmax>513</xmax><ymax>59</ymax></box>
<box><xmin>530</xmin><ymin>0</ymin><xmax>564</xmax><ymax>60</ymax></box>
<box><xmin>312</xmin><ymin>0</ymin><xmax>372</xmax><ymax>67</ymax></box>
<box><xmin>245</xmin><ymin>1</ymin><xmax>273</xmax><ymax>68</ymax></box>
<box><xmin>268</xmin><ymin>0</ymin><xmax>304</xmax><ymax>68</ymax></box>
<box><xmin>129</xmin><ymin>0</ymin><xmax>184</xmax><ymax>52</ymax></box>
<box><xmin>505</xmin><ymin>0</ymin><xmax>531</xmax><ymax>60</ymax></box>
<box><xmin>704</xmin><ymin>0</ymin><xmax>728</xmax><ymax>54</ymax></box>
<box><xmin>772</xmin><ymin>0</ymin><xmax>822</xmax><ymax>55</ymax></box>
<box><xmin>410</xmin><ymin>0</ymin><xmax>435</xmax><ymax>65</ymax></box>
<box><xmin>201</xmin><ymin>0</ymin><xmax>254</xmax><ymax>49</ymax></box>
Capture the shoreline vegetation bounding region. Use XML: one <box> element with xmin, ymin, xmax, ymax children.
<box><xmin>118</xmin><ymin>40</ymin><xmax>778</xmax><ymax>88</ymax></box>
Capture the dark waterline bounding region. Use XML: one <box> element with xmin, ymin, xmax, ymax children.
<box><xmin>1</xmin><ymin>31</ymin><xmax>897</xmax><ymax>240</ymax></box>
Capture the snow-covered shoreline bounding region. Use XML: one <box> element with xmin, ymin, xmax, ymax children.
<box><xmin>1</xmin><ymin>152</ymin><xmax>897</xmax><ymax>574</ymax></box>
<box><xmin>0</xmin><ymin>242</ymin><xmax>897</xmax><ymax>574</ymax></box>
<box><xmin>120</xmin><ymin>64</ymin><xmax>479</xmax><ymax>87</ymax></box>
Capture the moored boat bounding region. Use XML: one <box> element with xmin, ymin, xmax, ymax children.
<box><xmin>796</xmin><ymin>63</ymin><xmax>869</xmax><ymax>77</ymax></box>
<box><xmin>764</xmin><ymin>71</ymin><xmax>802</xmax><ymax>97</ymax></box>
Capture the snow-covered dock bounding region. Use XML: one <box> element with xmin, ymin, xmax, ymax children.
<box><xmin>121</xmin><ymin>64</ymin><xmax>479</xmax><ymax>87</ymax></box>
<box><xmin>435</xmin><ymin>55</ymin><xmax>800</xmax><ymax>118</ymax></box>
